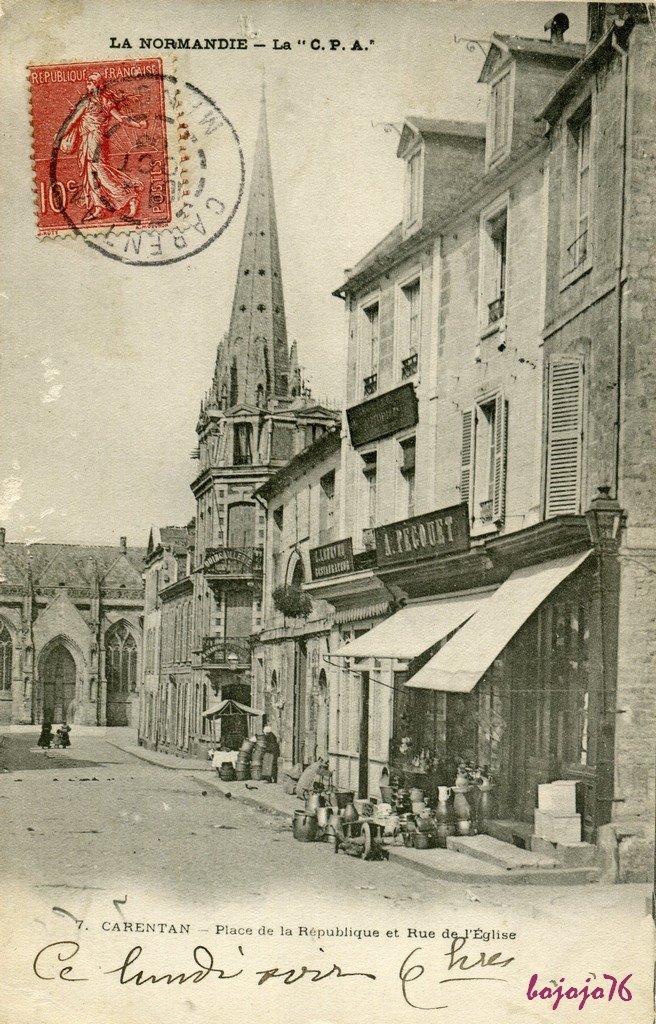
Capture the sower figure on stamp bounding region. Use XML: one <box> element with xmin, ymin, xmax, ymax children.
<box><xmin>59</xmin><ymin>72</ymin><xmax>147</xmax><ymax>222</ymax></box>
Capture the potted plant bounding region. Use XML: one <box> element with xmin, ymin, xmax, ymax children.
<box><xmin>272</xmin><ymin>585</ymin><xmax>312</xmax><ymax>618</ymax></box>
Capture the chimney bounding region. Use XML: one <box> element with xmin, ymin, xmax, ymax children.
<box><xmin>0</xmin><ymin>528</ymin><xmax>5</xmax><ymax>547</ymax></box>
<box><xmin>545</xmin><ymin>12</ymin><xmax>569</xmax><ymax>44</ymax></box>
<box><xmin>120</xmin><ymin>536</ymin><xmax>127</xmax><ymax>554</ymax></box>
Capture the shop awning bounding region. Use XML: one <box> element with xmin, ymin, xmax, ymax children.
<box><xmin>332</xmin><ymin>591</ymin><xmax>493</xmax><ymax>661</ymax></box>
<box><xmin>202</xmin><ymin>698</ymin><xmax>264</xmax><ymax>720</ymax></box>
<box><xmin>405</xmin><ymin>550</ymin><xmax>592</xmax><ymax>693</ymax></box>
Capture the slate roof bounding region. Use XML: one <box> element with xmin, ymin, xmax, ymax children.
<box><xmin>0</xmin><ymin>541</ymin><xmax>146</xmax><ymax>590</ymax></box>
<box><xmin>478</xmin><ymin>32</ymin><xmax>585</xmax><ymax>82</ymax></box>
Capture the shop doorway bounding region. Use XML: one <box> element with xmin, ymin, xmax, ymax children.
<box><xmin>42</xmin><ymin>645</ymin><xmax>76</xmax><ymax>724</ymax></box>
<box><xmin>293</xmin><ymin>639</ymin><xmax>307</xmax><ymax>765</ymax></box>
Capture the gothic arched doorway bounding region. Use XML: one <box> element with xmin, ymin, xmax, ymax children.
<box><xmin>42</xmin><ymin>645</ymin><xmax>76</xmax><ymax>724</ymax></box>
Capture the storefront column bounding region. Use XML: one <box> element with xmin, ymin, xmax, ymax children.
<box><xmin>358</xmin><ymin>670</ymin><xmax>370</xmax><ymax>798</ymax></box>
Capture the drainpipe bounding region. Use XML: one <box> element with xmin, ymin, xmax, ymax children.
<box><xmin>611</xmin><ymin>24</ymin><xmax>629</xmax><ymax>501</ymax></box>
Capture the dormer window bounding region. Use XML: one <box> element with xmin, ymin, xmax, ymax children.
<box><xmin>404</xmin><ymin>147</ymin><xmax>423</xmax><ymax>229</ymax></box>
<box><xmin>487</xmin><ymin>67</ymin><xmax>513</xmax><ymax>167</ymax></box>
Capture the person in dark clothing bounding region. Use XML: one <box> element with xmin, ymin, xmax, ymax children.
<box><xmin>57</xmin><ymin>723</ymin><xmax>71</xmax><ymax>748</ymax></box>
<box><xmin>263</xmin><ymin>725</ymin><xmax>280</xmax><ymax>783</ymax></box>
<box><xmin>38</xmin><ymin>722</ymin><xmax>53</xmax><ymax>749</ymax></box>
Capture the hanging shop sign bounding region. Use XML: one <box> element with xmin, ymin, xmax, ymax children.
<box><xmin>309</xmin><ymin>537</ymin><xmax>355</xmax><ymax>580</ymax></box>
<box><xmin>375</xmin><ymin>503</ymin><xmax>470</xmax><ymax>567</ymax></box>
<box><xmin>346</xmin><ymin>382</ymin><xmax>418</xmax><ymax>448</ymax></box>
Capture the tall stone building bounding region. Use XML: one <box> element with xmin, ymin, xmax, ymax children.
<box><xmin>0</xmin><ymin>530</ymin><xmax>144</xmax><ymax>727</ymax></box>
<box><xmin>139</xmin><ymin>91</ymin><xmax>337</xmax><ymax>756</ymax></box>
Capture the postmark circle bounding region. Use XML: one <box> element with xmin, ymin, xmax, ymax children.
<box><xmin>48</xmin><ymin>71</ymin><xmax>244</xmax><ymax>267</ymax></box>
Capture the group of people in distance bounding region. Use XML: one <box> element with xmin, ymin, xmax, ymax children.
<box><xmin>37</xmin><ymin>722</ymin><xmax>71</xmax><ymax>750</ymax></box>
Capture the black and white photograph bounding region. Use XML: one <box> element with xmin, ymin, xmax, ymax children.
<box><xmin>0</xmin><ymin>1</ymin><xmax>654</xmax><ymax>1021</ymax></box>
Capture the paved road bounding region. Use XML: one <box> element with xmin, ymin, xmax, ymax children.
<box><xmin>1</xmin><ymin>731</ymin><xmax>651</xmax><ymax>1024</ymax></box>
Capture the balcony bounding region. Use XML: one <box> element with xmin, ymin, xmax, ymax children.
<box><xmin>487</xmin><ymin>292</ymin><xmax>505</xmax><ymax>326</ymax></box>
<box><xmin>202</xmin><ymin>635</ymin><xmax>252</xmax><ymax>669</ymax></box>
<box><xmin>479</xmin><ymin>499</ymin><xmax>494</xmax><ymax>525</ymax></box>
<box><xmin>401</xmin><ymin>352</ymin><xmax>418</xmax><ymax>379</ymax></box>
<box><xmin>363</xmin><ymin>373</ymin><xmax>378</xmax><ymax>397</ymax></box>
<box><xmin>202</xmin><ymin>546</ymin><xmax>263</xmax><ymax>581</ymax></box>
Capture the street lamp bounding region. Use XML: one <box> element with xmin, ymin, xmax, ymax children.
<box><xmin>585</xmin><ymin>485</ymin><xmax>623</xmax><ymax>549</ymax></box>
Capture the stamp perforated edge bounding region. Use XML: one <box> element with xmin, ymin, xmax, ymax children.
<box><xmin>27</xmin><ymin>55</ymin><xmax>186</xmax><ymax>239</ymax></box>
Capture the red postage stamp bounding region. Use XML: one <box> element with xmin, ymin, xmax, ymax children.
<box><xmin>28</xmin><ymin>58</ymin><xmax>172</xmax><ymax>235</ymax></box>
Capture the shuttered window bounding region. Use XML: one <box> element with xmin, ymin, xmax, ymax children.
<box><xmin>492</xmin><ymin>393</ymin><xmax>508</xmax><ymax>525</ymax></box>
<box><xmin>461</xmin><ymin>396</ymin><xmax>507</xmax><ymax>528</ymax></box>
<box><xmin>460</xmin><ymin>409</ymin><xmax>475</xmax><ymax>517</ymax></box>
<box><xmin>545</xmin><ymin>358</ymin><xmax>584</xmax><ymax>517</ymax></box>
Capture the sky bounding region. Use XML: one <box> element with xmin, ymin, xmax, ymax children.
<box><xmin>0</xmin><ymin>0</ymin><xmax>587</xmax><ymax>547</ymax></box>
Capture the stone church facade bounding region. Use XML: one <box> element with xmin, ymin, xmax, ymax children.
<box><xmin>0</xmin><ymin>529</ymin><xmax>145</xmax><ymax>727</ymax></box>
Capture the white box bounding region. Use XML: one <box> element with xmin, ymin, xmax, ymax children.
<box><xmin>549</xmin><ymin>781</ymin><xmax>577</xmax><ymax>816</ymax></box>
<box><xmin>538</xmin><ymin>784</ymin><xmax>554</xmax><ymax>812</ymax></box>
<box><xmin>551</xmin><ymin>814</ymin><xmax>581</xmax><ymax>845</ymax></box>
<box><xmin>534</xmin><ymin>809</ymin><xmax>554</xmax><ymax>841</ymax></box>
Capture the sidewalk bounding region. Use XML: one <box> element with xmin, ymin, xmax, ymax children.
<box><xmin>105</xmin><ymin>729</ymin><xmax>214</xmax><ymax>772</ymax></box>
<box><xmin>105</xmin><ymin>732</ymin><xmax>599</xmax><ymax>887</ymax></box>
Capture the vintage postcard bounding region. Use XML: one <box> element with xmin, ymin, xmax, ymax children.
<box><xmin>0</xmin><ymin>1</ymin><xmax>654</xmax><ymax>1021</ymax></box>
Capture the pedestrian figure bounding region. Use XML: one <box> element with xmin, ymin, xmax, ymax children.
<box><xmin>263</xmin><ymin>724</ymin><xmax>280</xmax><ymax>783</ymax></box>
<box><xmin>38</xmin><ymin>722</ymin><xmax>53</xmax><ymax>749</ymax></box>
<box><xmin>57</xmin><ymin>723</ymin><xmax>71</xmax><ymax>749</ymax></box>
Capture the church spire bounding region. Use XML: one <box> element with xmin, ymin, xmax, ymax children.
<box><xmin>214</xmin><ymin>89</ymin><xmax>291</xmax><ymax>410</ymax></box>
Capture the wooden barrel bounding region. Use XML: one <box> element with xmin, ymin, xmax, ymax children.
<box><xmin>219</xmin><ymin>764</ymin><xmax>235</xmax><ymax>782</ymax></box>
<box><xmin>250</xmin><ymin>766</ymin><xmax>263</xmax><ymax>781</ymax></box>
<box><xmin>235</xmin><ymin>767</ymin><xmax>250</xmax><ymax>781</ymax></box>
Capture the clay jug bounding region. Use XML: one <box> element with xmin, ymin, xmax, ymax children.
<box><xmin>306</xmin><ymin>792</ymin><xmax>326</xmax><ymax>814</ymax></box>
<box><xmin>452</xmin><ymin>788</ymin><xmax>471</xmax><ymax>821</ymax></box>
<box><xmin>341</xmin><ymin>800</ymin><xmax>359</xmax><ymax>823</ymax></box>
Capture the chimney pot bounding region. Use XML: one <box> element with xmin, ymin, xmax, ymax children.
<box><xmin>545</xmin><ymin>12</ymin><xmax>569</xmax><ymax>44</ymax></box>
<box><xmin>0</xmin><ymin>528</ymin><xmax>5</xmax><ymax>547</ymax></box>
<box><xmin>120</xmin><ymin>536</ymin><xmax>127</xmax><ymax>553</ymax></box>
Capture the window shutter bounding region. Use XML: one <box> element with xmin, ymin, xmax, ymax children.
<box><xmin>492</xmin><ymin>393</ymin><xmax>508</xmax><ymax>525</ymax></box>
<box><xmin>460</xmin><ymin>409</ymin><xmax>476</xmax><ymax>518</ymax></box>
<box><xmin>546</xmin><ymin>357</ymin><xmax>584</xmax><ymax>517</ymax></box>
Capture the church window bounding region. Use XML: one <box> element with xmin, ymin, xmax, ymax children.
<box><xmin>244</xmin><ymin>268</ymin><xmax>250</xmax><ymax>275</ymax></box>
<box><xmin>257</xmin><ymin>303</ymin><xmax>266</xmax><ymax>312</ymax></box>
<box><xmin>105</xmin><ymin>622</ymin><xmax>137</xmax><ymax>694</ymax></box>
<box><xmin>258</xmin><ymin>268</ymin><xmax>266</xmax><ymax>276</ymax></box>
<box><xmin>240</xmin><ymin>304</ymin><xmax>247</xmax><ymax>312</ymax></box>
<box><xmin>0</xmin><ymin>622</ymin><xmax>11</xmax><ymax>691</ymax></box>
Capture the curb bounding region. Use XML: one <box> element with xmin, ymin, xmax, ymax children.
<box><xmin>105</xmin><ymin>740</ymin><xmax>213</xmax><ymax>772</ymax></box>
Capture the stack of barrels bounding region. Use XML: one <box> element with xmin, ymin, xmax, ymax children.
<box><xmin>249</xmin><ymin>734</ymin><xmax>268</xmax><ymax>781</ymax></box>
<box><xmin>235</xmin><ymin>737</ymin><xmax>256</xmax><ymax>781</ymax></box>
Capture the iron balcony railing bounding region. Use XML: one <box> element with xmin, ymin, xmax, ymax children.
<box><xmin>401</xmin><ymin>352</ymin><xmax>418</xmax><ymax>379</ymax></box>
<box><xmin>487</xmin><ymin>292</ymin><xmax>505</xmax><ymax>325</ymax></box>
<box><xmin>479</xmin><ymin>498</ymin><xmax>494</xmax><ymax>525</ymax></box>
<box><xmin>201</xmin><ymin>635</ymin><xmax>252</xmax><ymax>667</ymax></box>
<box><xmin>202</xmin><ymin>546</ymin><xmax>263</xmax><ymax>578</ymax></box>
<box><xmin>363</xmin><ymin>372</ymin><xmax>378</xmax><ymax>397</ymax></box>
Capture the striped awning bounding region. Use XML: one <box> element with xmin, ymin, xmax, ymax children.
<box><xmin>333</xmin><ymin>600</ymin><xmax>391</xmax><ymax>625</ymax></box>
<box><xmin>405</xmin><ymin>550</ymin><xmax>592</xmax><ymax>693</ymax></box>
<box><xmin>333</xmin><ymin>591</ymin><xmax>492</xmax><ymax>660</ymax></box>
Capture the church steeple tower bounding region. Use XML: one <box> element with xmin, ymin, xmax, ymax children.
<box><xmin>214</xmin><ymin>87</ymin><xmax>291</xmax><ymax>410</ymax></box>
